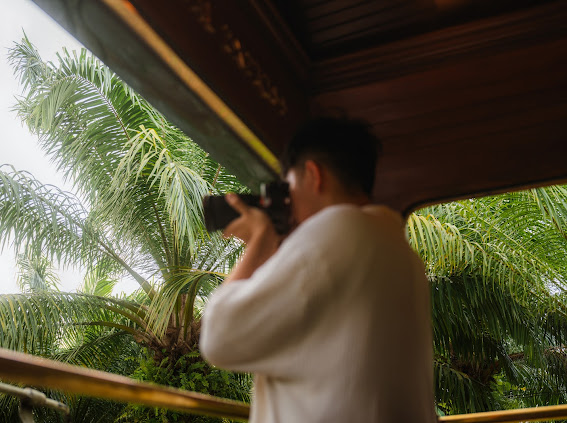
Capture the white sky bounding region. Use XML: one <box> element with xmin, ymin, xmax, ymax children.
<box><xmin>0</xmin><ymin>0</ymin><xmax>137</xmax><ymax>294</ymax></box>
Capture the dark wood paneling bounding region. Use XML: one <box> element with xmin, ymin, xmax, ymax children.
<box><xmin>272</xmin><ymin>0</ymin><xmax>437</xmax><ymax>58</ymax></box>
<box><xmin>129</xmin><ymin>0</ymin><xmax>310</xmax><ymax>156</ymax></box>
<box><xmin>306</xmin><ymin>1</ymin><xmax>430</xmax><ymax>45</ymax></box>
<box><xmin>268</xmin><ymin>0</ymin><xmax>553</xmax><ymax>60</ymax></box>
<box><xmin>313</xmin><ymin>0</ymin><xmax>567</xmax><ymax>92</ymax></box>
<box><xmin>31</xmin><ymin>0</ymin><xmax>281</xmax><ymax>190</ymax></box>
<box><xmin>32</xmin><ymin>0</ymin><xmax>567</xmax><ymax>211</ymax></box>
<box><xmin>313</xmin><ymin>33</ymin><xmax>567</xmax><ymax>212</ymax></box>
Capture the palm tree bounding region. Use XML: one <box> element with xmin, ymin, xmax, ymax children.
<box><xmin>0</xmin><ymin>35</ymin><xmax>250</xmax><ymax>420</ymax></box>
<box><xmin>409</xmin><ymin>188</ymin><xmax>567</xmax><ymax>415</ymax></box>
<box><xmin>11</xmin><ymin>32</ymin><xmax>567</xmax><ymax>422</ymax></box>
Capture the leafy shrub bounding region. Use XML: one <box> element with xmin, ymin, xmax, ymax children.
<box><xmin>118</xmin><ymin>349</ymin><xmax>252</xmax><ymax>422</ymax></box>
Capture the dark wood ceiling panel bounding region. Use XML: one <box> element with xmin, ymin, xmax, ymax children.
<box><xmin>282</xmin><ymin>0</ymin><xmax>437</xmax><ymax>57</ymax></box>
<box><xmin>31</xmin><ymin>0</ymin><xmax>567</xmax><ymax>212</ymax></box>
<box><xmin>309</xmin><ymin>1</ymin><xmax>431</xmax><ymax>47</ymax></box>
<box><xmin>268</xmin><ymin>0</ymin><xmax>555</xmax><ymax>59</ymax></box>
<box><xmin>378</xmin><ymin>120</ymin><xmax>567</xmax><ymax>211</ymax></box>
<box><xmin>313</xmin><ymin>32</ymin><xmax>567</xmax><ymax>212</ymax></box>
<box><xmin>128</xmin><ymin>0</ymin><xmax>310</xmax><ymax>156</ymax></box>
<box><xmin>352</xmin><ymin>41</ymin><xmax>567</xmax><ymax>137</ymax></box>
<box><xmin>312</xmin><ymin>0</ymin><xmax>567</xmax><ymax>93</ymax></box>
<box><xmin>306</xmin><ymin>1</ymin><xmax>422</xmax><ymax>31</ymax></box>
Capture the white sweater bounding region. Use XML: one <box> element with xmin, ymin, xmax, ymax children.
<box><xmin>201</xmin><ymin>205</ymin><xmax>437</xmax><ymax>423</ymax></box>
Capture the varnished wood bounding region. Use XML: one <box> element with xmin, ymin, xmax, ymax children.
<box><xmin>2</xmin><ymin>348</ymin><xmax>567</xmax><ymax>422</ymax></box>
<box><xmin>32</xmin><ymin>0</ymin><xmax>567</xmax><ymax>212</ymax></box>
<box><xmin>269</xmin><ymin>0</ymin><xmax>551</xmax><ymax>59</ymax></box>
<box><xmin>313</xmin><ymin>1</ymin><xmax>567</xmax><ymax>92</ymax></box>
<box><xmin>128</xmin><ymin>0</ymin><xmax>310</xmax><ymax>156</ymax></box>
<box><xmin>313</xmin><ymin>4</ymin><xmax>567</xmax><ymax>213</ymax></box>
<box><xmin>439</xmin><ymin>403</ymin><xmax>567</xmax><ymax>422</ymax></box>
<box><xmin>0</xmin><ymin>348</ymin><xmax>250</xmax><ymax>421</ymax></box>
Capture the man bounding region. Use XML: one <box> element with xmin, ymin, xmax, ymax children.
<box><xmin>200</xmin><ymin>118</ymin><xmax>436</xmax><ymax>422</ymax></box>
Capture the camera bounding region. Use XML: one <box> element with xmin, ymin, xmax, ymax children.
<box><xmin>203</xmin><ymin>181</ymin><xmax>291</xmax><ymax>235</ymax></box>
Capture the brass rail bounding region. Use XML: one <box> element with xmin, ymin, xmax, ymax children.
<box><xmin>3</xmin><ymin>348</ymin><xmax>567</xmax><ymax>422</ymax></box>
<box><xmin>439</xmin><ymin>405</ymin><xmax>567</xmax><ymax>423</ymax></box>
<box><xmin>0</xmin><ymin>348</ymin><xmax>249</xmax><ymax>421</ymax></box>
<box><xmin>101</xmin><ymin>0</ymin><xmax>281</xmax><ymax>174</ymax></box>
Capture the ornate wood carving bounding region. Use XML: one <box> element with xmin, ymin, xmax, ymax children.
<box><xmin>129</xmin><ymin>0</ymin><xmax>309</xmax><ymax>154</ymax></box>
<box><xmin>220</xmin><ymin>24</ymin><xmax>288</xmax><ymax>116</ymax></box>
<box><xmin>183</xmin><ymin>0</ymin><xmax>289</xmax><ymax>116</ymax></box>
<box><xmin>186</xmin><ymin>0</ymin><xmax>216</xmax><ymax>34</ymax></box>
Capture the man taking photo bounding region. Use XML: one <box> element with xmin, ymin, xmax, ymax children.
<box><xmin>200</xmin><ymin>117</ymin><xmax>436</xmax><ymax>422</ymax></box>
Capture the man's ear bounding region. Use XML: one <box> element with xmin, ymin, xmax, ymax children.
<box><xmin>304</xmin><ymin>160</ymin><xmax>323</xmax><ymax>193</ymax></box>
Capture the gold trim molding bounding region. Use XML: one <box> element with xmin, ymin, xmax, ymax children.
<box><xmin>102</xmin><ymin>0</ymin><xmax>281</xmax><ymax>173</ymax></box>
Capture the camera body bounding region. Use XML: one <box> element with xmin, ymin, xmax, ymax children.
<box><xmin>203</xmin><ymin>181</ymin><xmax>291</xmax><ymax>235</ymax></box>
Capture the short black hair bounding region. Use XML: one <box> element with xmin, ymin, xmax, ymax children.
<box><xmin>281</xmin><ymin>117</ymin><xmax>381</xmax><ymax>197</ymax></box>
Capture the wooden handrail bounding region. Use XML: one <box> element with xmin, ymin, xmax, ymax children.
<box><xmin>2</xmin><ymin>348</ymin><xmax>567</xmax><ymax>422</ymax></box>
<box><xmin>0</xmin><ymin>348</ymin><xmax>249</xmax><ymax>421</ymax></box>
<box><xmin>439</xmin><ymin>405</ymin><xmax>567</xmax><ymax>423</ymax></box>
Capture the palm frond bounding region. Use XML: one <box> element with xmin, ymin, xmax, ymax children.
<box><xmin>0</xmin><ymin>165</ymin><xmax>100</xmax><ymax>266</ymax></box>
<box><xmin>0</xmin><ymin>292</ymin><xmax>145</xmax><ymax>355</ymax></box>
<box><xmin>106</xmin><ymin>126</ymin><xmax>210</xmax><ymax>256</ymax></box>
<box><xmin>16</xmin><ymin>250</ymin><xmax>61</xmax><ymax>292</ymax></box>
<box><xmin>9</xmin><ymin>37</ymin><xmax>149</xmax><ymax>204</ymax></box>
<box><xmin>415</xmin><ymin>188</ymin><xmax>567</xmax><ymax>414</ymax></box>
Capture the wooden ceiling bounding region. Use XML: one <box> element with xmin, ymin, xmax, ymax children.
<box><xmin>33</xmin><ymin>0</ymin><xmax>567</xmax><ymax>214</ymax></box>
<box><xmin>270</xmin><ymin>0</ymin><xmax>543</xmax><ymax>60</ymax></box>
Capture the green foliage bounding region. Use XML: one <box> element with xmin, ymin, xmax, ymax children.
<box><xmin>16</xmin><ymin>248</ymin><xmax>61</xmax><ymax>292</ymax></box>
<box><xmin>410</xmin><ymin>188</ymin><xmax>567</xmax><ymax>415</ymax></box>
<box><xmin>0</xmin><ymin>35</ymin><xmax>251</xmax><ymax>421</ymax></box>
<box><xmin>0</xmin><ymin>326</ymin><xmax>141</xmax><ymax>422</ymax></box>
<box><xmin>118</xmin><ymin>349</ymin><xmax>251</xmax><ymax>422</ymax></box>
<box><xmin>2</xmin><ymin>33</ymin><xmax>248</xmax><ymax>354</ymax></box>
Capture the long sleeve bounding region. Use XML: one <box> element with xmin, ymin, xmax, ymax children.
<box><xmin>199</xmin><ymin>205</ymin><xmax>437</xmax><ymax>423</ymax></box>
<box><xmin>200</xmin><ymin>236</ymin><xmax>329</xmax><ymax>376</ymax></box>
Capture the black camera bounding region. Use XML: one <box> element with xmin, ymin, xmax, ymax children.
<box><xmin>203</xmin><ymin>181</ymin><xmax>291</xmax><ymax>235</ymax></box>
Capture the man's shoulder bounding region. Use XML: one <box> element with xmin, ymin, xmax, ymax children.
<box><xmin>285</xmin><ymin>204</ymin><xmax>404</xmax><ymax>252</ymax></box>
<box><xmin>304</xmin><ymin>204</ymin><xmax>366</xmax><ymax>226</ymax></box>
<box><xmin>302</xmin><ymin>204</ymin><xmax>403</xmax><ymax>234</ymax></box>
<box><xmin>292</xmin><ymin>205</ymin><xmax>363</xmax><ymax>238</ymax></box>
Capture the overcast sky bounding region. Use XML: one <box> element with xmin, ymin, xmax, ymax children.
<box><xmin>0</xmin><ymin>0</ymin><xmax>137</xmax><ymax>294</ymax></box>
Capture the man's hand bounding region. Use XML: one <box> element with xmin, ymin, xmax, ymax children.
<box><xmin>222</xmin><ymin>193</ymin><xmax>275</xmax><ymax>244</ymax></box>
<box><xmin>222</xmin><ymin>193</ymin><xmax>282</xmax><ymax>283</ymax></box>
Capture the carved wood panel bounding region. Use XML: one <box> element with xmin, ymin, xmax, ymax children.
<box><xmin>129</xmin><ymin>0</ymin><xmax>310</xmax><ymax>155</ymax></box>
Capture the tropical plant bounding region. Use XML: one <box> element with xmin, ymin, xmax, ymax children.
<box><xmin>9</xmin><ymin>31</ymin><xmax>567</xmax><ymax>423</ymax></box>
<box><xmin>16</xmin><ymin>248</ymin><xmax>61</xmax><ymax>292</ymax></box>
<box><xmin>409</xmin><ymin>188</ymin><xmax>567</xmax><ymax>415</ymax></box>
<box><xmin>0</xmin><ymin>35</ymin><xmax>251</xmax><ymax>421</ymax></box>
<box><xmin>119</xmin><ymin>349</ymin><xmax>251</xmax><ymax>422</ymax></box>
